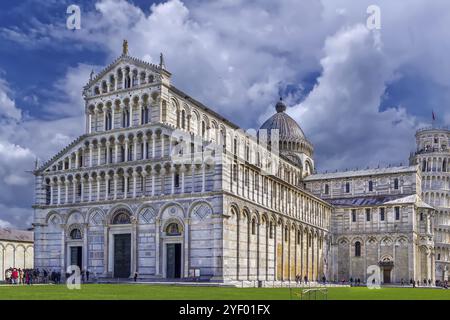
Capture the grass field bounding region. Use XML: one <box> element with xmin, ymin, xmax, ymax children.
<box><xmin>0</xmin><ymin>284</ymin><xmax>449</xmax><ymax>300</ymax></box>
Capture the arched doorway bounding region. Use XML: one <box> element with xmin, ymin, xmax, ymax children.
<box><xmin>164</xmin><ymin>221</ymin><xmax>183</xmax><ymax>279</ymax></box>
<box><xmin>68</xmin><ymin>227</ymin><xmax>83</xmax><ymax>271</ymax></box>
<box><xmin>379</xmin><ymin>257</ymin><xmax>394</xmax><ymax>284</ymax></box>
<box><xmin>111</xmin><ymin>210</ymin><xmax>132</xmax><ymax>278</ymax></box>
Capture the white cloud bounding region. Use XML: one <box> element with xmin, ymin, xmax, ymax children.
<box><xmin>0</xmin><ymin>69</ymin><xmax>88</xmax><ymax>228</ymax></box>
<box><xmin>2</xmin><ymin>0</ymin><xmax>450</xmax><ymax>226</ymax></box>
<box><xmin>290</xmin><ymin>25</ymin><xmax>417</xmax><ymax>170</ymax></box>
<box><xmin>0</xmin><ymin>219</ymin><xmax>12</xmax><ymax>228</ymax></box>
<box><xmin>0</xmin><ymin>77</ymin><xmax>21</xmax><ymax>121</ymax></box>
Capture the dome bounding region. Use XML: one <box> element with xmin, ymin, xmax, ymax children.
<box><xmin>259</xmin><ymin>98</ymin><xmax>305</xmax><ymax>141</ymax></box>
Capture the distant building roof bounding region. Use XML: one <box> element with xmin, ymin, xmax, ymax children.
<box><xmin>384</xmin><ymin>194</ymin><xmax>434</xmax><ymax>209</ymax></box>
<box><xmin>304</xmin><ymin>165</ymin><xmax>417</xmax><ymax>181</ymax></box>
<box><xmin>325</xmin><ymin>194</ymin><xmax>434</xmax><ymax>209</ymax></box>
<box><xmin>0</xmin><ymin>228</ymin><xmax>33</xmax><ymax>243</ymax></box>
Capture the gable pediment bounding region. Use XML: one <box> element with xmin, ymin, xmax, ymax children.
<box><xmin>37</xmin><ymin>134</ymin><xmax>88</xmax><ymax>174</ymax></box>
<box><xmin>83</xmin><ymin>55</ymin><xmax>166</xmax><ymax>97</ymax></box>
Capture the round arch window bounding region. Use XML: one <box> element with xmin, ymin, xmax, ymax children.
<box><xmin>70</xmin><ymin>229</ymin><xmax>82</xmax><ymax>240</ymax></box>
<box><xmin>112</xmin><ymin>211</ymin><xmax>131</xmax><ymax>224</ymax></box>
<box><xmin>166</xmin><ymin>223</ymin><xmax>181</xmax><ymax>236</ymax></box>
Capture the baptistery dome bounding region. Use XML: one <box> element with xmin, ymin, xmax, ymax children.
<box><xmin>260</xmin><ymin>99</ymin><xmax>306</xmax><ymax>141</ymax></box>
<box><xmin>259</xmin><ymin>98</ymin><xmax>314</xmax><ymax>177</ymax></box>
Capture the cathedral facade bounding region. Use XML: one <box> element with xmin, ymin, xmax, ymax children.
<box><xmin>32</xmin><ymin>43</ymin><xmax>446</xmax><ymax>285</ymax></box>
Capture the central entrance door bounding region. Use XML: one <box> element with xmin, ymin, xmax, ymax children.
<box><xmin>114</xmin><ymin>234</ymin><xmax>131</xmax><ymax>278</ymax></box>
<box><xmin>383</xmin><ymin>268</ymin><xmax>391</xmax><ymax>284</ymax></box>
<box><xmin>166</xmin><ymin>243</ymin><xmax>181</xmax><ymax>278</ymax></box>
<box><xmin>70</xmin><ymin>246</ymin><xmax>82</xmax><ymax>270</ymax></box>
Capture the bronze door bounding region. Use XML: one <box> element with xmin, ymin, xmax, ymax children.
<box><xmin>114</xmin><ymin>234</ymin><xmax>131</xmax><ymax>278</ymax></box>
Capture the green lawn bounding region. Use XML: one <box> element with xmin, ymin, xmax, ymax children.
<box><xmin>0</xmin><ymin>284</ymin><xmax>449</xmax><ymax>300</ymax></box>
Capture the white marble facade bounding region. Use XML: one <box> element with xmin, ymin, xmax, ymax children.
<box><xmin>33</xmin><ymin>43</ymin><xmax>331</xmax><ymax>284</ymax></box>
<box><xmin>33</xmin><ymin>42</ymin><xmax>442</xmax><ymax>285</ymax></box>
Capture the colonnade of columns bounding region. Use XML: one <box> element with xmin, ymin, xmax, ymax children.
<box><xmin>44</xmin><ymin>163</ymin><xmax>210</xmax><ymax>206</ymax></box>
<box><xmin>229</xmin><ymin>207</ymin><xmax>327</xmax><ymax>283</ymax></box>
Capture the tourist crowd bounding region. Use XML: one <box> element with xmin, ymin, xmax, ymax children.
<box><xmin>3</xmin><ymin>267</ymin><xmax>94</xmax><ymax>285</ymax></box>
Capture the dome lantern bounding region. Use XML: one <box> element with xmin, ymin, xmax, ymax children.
<box><xmin>275</xmin><ymin>97</ymin><xmax>287</xmax><ymax>113</ymax></box>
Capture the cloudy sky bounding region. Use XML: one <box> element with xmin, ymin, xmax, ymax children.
<box><xmin>0</xmin><ymin>0</ymin><xmax>449</xmax><ymax>228</ymax></box>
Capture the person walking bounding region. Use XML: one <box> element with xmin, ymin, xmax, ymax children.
<box><xmin>134</xmin><ymin>271</ymin><xmax>138</xmax><ymax>282</ymax></box>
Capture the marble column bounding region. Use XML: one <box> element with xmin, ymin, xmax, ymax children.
<box><xmin>75</xmin><ymin>151</ymin><xmax>79</xmax><ymax>169</ymax></box>
<box><xmin>124</xmin><ymin>174</ymin><xmax>129</xmax><ymax>199</ymax></box>
<box><xmin>106</xmin><ymin>142</ymin><xmax>111</xmax><ymax>164</ymax></box>
<box><xmin>56</xmin><ymin>179</ymin><xmax>61</xmax><ymax>205</ymax></box>
<box><xmin>105</xmin><ymin>176</ymin><xmax>110</xmax><ymax>200</ymax></box>
<box><xmin>152</xmin><ymin>135</ymin><xmax>156</xmax><ymax>158</ymax></box>
<box><xmin>151</xmin><ymin>172</ymin><xmax>156</xmax><ymax>196</ymax></box>
<box><xmin>132</xmin><ymin>172</ymin><xmax>137</xmax><ymax>198</ymax></box>
<box><xmin>131</xmin><ymin>217</ymin><xmax>138</xmax><ymax>276</ymax></box>
<box><xmin>64</xmin><ymin>181</ymin><xmax>69</xmax><ymax>204</ymax></box>
<box><xmin>113</xmin><ymin>174</ymin><xmax>118</xmax><ymax>200</ymax></box>
<box><xmin>124</xmin><ymin>139</ymin><xmax>129</xmax><ymax>162</ymax></box>
<box><xmin>72</xmin><ymin>181</ymin><xmax>76</xmax><ymax>204</ymax></box>
<box><xmin>88</xmin><ymin>177</ymin><xmax>93</xmax><ymax>202</ymax></box>
<box><xmin>97</xmin><ymin>177</ymin><xmax>101</xmax><ymax>201</ymax></box>
<box><xmin>141</xmin><ymin>172</ymin><xmax>147</xmax><ymax>197</ymax></box>
<box><xmin>89</xmin><ymin>145</ymin><xmax>93</xmax><ymax>167</ymax></box>
<box><xmin>97</xmin><ymin>144</ymin><xmax>102</xmax><ymax>166</ymax></box>
<box><xmin>111</xmin><ymin>107</ymin><xmax>115</xmax><ymax>130</ymax></box>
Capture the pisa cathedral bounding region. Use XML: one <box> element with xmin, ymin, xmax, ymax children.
<box><xmin>32</xmin><ymin>42</ymin><xmax>448</xmax><ymax>285</ymax></box>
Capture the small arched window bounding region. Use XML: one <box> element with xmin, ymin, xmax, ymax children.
<box><xmin>355</xmin><ymin>241</ymin><xmax>361</xmax><ymax>257</ymax></box>
<box><xmin>141</xmin><ymin>105</ymin><xmax>149</xmax><ymax>124</ymax></box>
<box><xmin>140</xmin><ymin>72</ymin><xmax>146</xmax><ymax>84</ymax></box>
<box><xmin>201</xmin><ymin>121</ymin><xmax>206</xmax><ymax>138</ymax></box>
<box><xmin>269</xmin><ymin>222</ymin><xmax>274</xmax><ymax>239</ymax></box>
<box><xmin>368</xmin><ymin>180</ymin><xmax>373</xmax><ymax>192</ymax></box>
<box><xmin>394</xmin><ymin>178</ymin><xmax>399</xmax><ymax>190</ymax></box>
<box><xmin>176</xmin><ymin>109</ymin><xmax>181</xmax><ymax>128</ymax></box>
<box><xmin>251</xmin><ymin>219</ymin><xmax>256</xmax><ymax>235</ymax></box>
<box><xmin>102</xmin><ymin>81</ymin><xmax>107</xmax><ymax>93</ymax></box>
<box><xmin>70</xmin><ymin>228</ymin><xmax>82</xmax><ymax>240</ymax></box>
<box><xmin>166</xmin><ymin>223</ymin><xmax>181</xmax><ymax>236</ymax></box>
<box><xmin>324</xmin><ymin>184</ymin><xmax>329</xmax><ymax>195</ymax></box>
<box><xmin>181</xmin><ymin>110</ymin><xmax>186</xmax><ymax>129</ymax></box>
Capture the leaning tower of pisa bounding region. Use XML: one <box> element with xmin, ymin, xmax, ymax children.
<box><xmin>410</xmin><ymin>127</ymin><xmax>450</xmax><ymax>282</ymax></box>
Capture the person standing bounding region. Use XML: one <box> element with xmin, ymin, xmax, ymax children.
<box><xmin>11</xmin><ymin>268</ymin><xmax>18</xmax><ymax>285</ymax></box>
<box><xmin>19</xmin><ymin>269</ymin><xmax>24</xmax><ymax>285</ymax></box>
<box><xmin>134</xmin><ymin>271</ymin><xmax>138</xmax><ymax>282</ymax></box>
